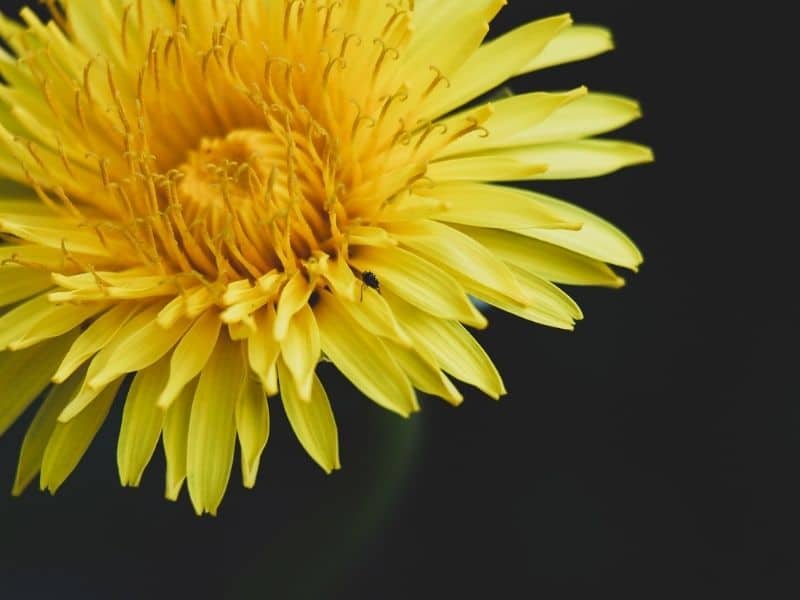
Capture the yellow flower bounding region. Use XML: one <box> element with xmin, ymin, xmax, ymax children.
<box><xmin>0</xmin><ymin>1</ymin><xmax>652</xmax><ymax>515</ymax></box>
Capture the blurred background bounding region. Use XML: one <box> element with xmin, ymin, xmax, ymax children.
<box><xmin>0</xmin><ymin>1</ymin><xmax>789</xmax><ymax>598</ymax></box>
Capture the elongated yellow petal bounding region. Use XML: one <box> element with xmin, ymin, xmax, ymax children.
<box><xmin>12</xmin><ymin>365</ymin><xmax>87</xmax><ymax>496</ymax></box>
<box><xmin>0</xmin><ymin>267</ymin><xmax>52</xmax><ymax>307</ymax></box>
<box><xmin>460</xmin><ymin>226</ymin><xmax>624</xmax><ymax>288</ymax></box>
<box><xmin>350</xmin><ymin>246</ymin><xmax>486</xmax><ymax>328</ymax></box>
<box><xmin>158</xmin><ymin>309</ymin><xmax>221</xmax><ymax>409</ymax></box>
<box><xmin>388</xmin><ymin>220</ymin><xmax>528</xmax><ymax>304</ymax></box>
<box><xmin>186</xmin><ymin>336</ymin><xmax>245</xmax><ymax>516</ymax></box>
<box><xmin>0</xmin><ymin>330</ymin><xmax>78</xmax><ymax>437</ymax></box>
<box><xmin>279</xmin><ymin>304</ymin><xmax>320</xmax><ymax>402</ymax></box>
<box><xmin>117</xmin><ymin>354</ymin><xmax>171</xmax><ymax>487</ymax></box>
<box><xmin>484</xmin><ymin>139</ymin><xmax>654</xmax><ymax>180</ymax></box>
<box><xmin>383</xmin><ymin>338</ymin><xmax>463</xmax><ymax>406</ymax></box>
<box><xmin>336</xmin><ymin>289</ymin><xmax>412</xmax><ymax>347</ymax></box>
<box><xmin>274</xmin><ymin>271</ymin><xmax>313</xmax><ymax>341</ymax></box>
<box><xmin>0</xmin><ymin>293</ymin><xmax>56</xmax><ymax>351</ymax></box>
<box><xmin>385</xmin><ymin>292</ymin><xmax>506</xmax><ymax>399</ymax></box>
<box><xmin>85</xmin><ymin>307</ymin><xmax>192</xmax><ymax>394</ymax></box>
<box><xmin>162</xmin><ymin>379</ymin><xmax>196</xmax><ymax>501</ymax></box>
<box><xmin>440</xmin><ymin>88</ymin><xmax>587</xmax><ymax>157</ymax></box>
<box><xmin>422</xmin><ymin>14</ymin><xmax>572</xmax><ymax>118</ymax></box>
<box><xmin>236</xmin><ymin>375</ymin><xmax>269</xmax><ymax>488</ymax></box>
<box><xmin>278</xmin><ymin>358</ymin><xmax>339</xmax><ymax>474</ymax></box>
<box><xmin>427</xmin><ymin>155</ymin><xmax>548</xmax><ymax>182</ymax></box>
<box><xmin>492</xmin><ymin>187</ymin><xmax>644</xmax><ymax>270</ymax></box>
<box><xmin>521</xmin><ymin>25</ymin><xmax>614</xmax><ymax>73</ymax></box>
<box><xmin>517</xmin><ymin>93</ymin><xmax>642</xmax><ymax>145</ymax></box>
<box><xmin>8</xmin><ymin>301</ymin><xmax>108</xmax><ymax>351</ymax></box>
<box><xmin>52</xmin><ymin>302</ymin><xmax>139</xmax><ymax>383</ymax></box>
<box><xmin>40</xmin><ymin>377</ymin><xmax>123</xmax><ymax>494</ymax></box>
<box><xmin>247</xmin><ymin>306</ymin><xmax>280</xmax><ymax>396</ymax></box>
<box><xmin>315</xmin><ymin>291</ymin><xmax>418</xmax><ymax>417</ymax></box>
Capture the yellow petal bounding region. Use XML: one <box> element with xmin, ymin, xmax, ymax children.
<box><xmin>422</xmin><ymin>14</ymin><xmax>572</xmax><ymax>118</ymax></box>
<box><xmin>460</xmin><ymin>226</ymin><xmax>624</xmax><ymax>288</ymax></box>
<box><xmin>388</xmin><ymin>220</ymin><xmax>528</xmax><ymax>304</ymax></box>
<box><xmin>85</xmin><ymin>306</ymin><xmax>192</xmax><ymax>394</ymax></box>
<box><xmin>350</xmin><ymin>246</ymin><xmax>486</xmax><ymax>328</ymax></box>
<box><xmin>40</xmin><ymin>377</ymin><xmax>123</xmax><ymax>494</ymax></box>
<box><xmin>336</xmin><ymin>289</ymin><xmax>412</xmax><ymax>347</ymax></box>
<box><xmin>274</xmin><ymin>271</ymin><xmax>313</xmax><ymax>341</ymax></box>
<box><xmin>8</xmin><ymin>301</ymin><xmax>109</xmax><ymax>351</ymax></box>
<box><xmin>162</xmin><ymin>379</ymin><xmax>196</xmax><ymax>501</ymax></box>
<box><xmin>278</xmin><ymin>358</ymin><xmax>339</xmax><ymax>474</ymax></box>
<box><xmin>484</xmin><ymin>139</ymin><xmax>654</xmax><ymax>180</ymax></box>
<box><xmin>0</xmin><ymin>330</ymin><xmax>78</xmax><ymax>437</ymax></box>
<box><xmin>279</xmin><ymin>304</ymin><xmax>320</xmax><ymax>402</ymax></box>
<box><xmin>158</xmin><ymin>309</ymin><xmax>222</xmax><ymax>409</ymax></box>
<box><xmin>382</xmin><ymin>338</ymin><xmax>463</xmax><ymax>406</ymax></box>
<box><xmin>186</xmin><ymin>336</ymin><xmax>245</xmax><ymax>516</ymax></box>
<box><xmin>247</xmin><ymin>306</ymin><xmax>280</xmax><ymax>396</ymax></box>
<box><xmin>419</xmin><ymin>181</ymin><xmax>572</xmax><ymax>231</ymax></box>
<box><xmin>521</xmin><ymin>25</ymin><xmax>614</xmax><ymax>73</ymax></box>
<box><xmin>0</xmin><ymin>293</ymin><xmax>56</xmax><ymax>351</ymax></box>
<box><xmin>427</xmin><ymin>155</ymin><xmax>547</xmax><ymax>182</ymax></box>
<box><xmin>0</xmin><ymin>267</ymin><xmax>52</xmax><ymax>307</ymax></box>
<box><xmin>117</xmin><ymin>354</ymin><xmax>171</xmax><ymax>487</ymax></box>
<box><xmin>52</xmin><ymin>302</ymin><xmax>139</xmax><ymax>383</ymax></box>
<box><xmin>440</xmin><ymin>88</ymin><xmax>587</xmax><ymax>157</ymax></box>
<box><xmin>494</xmin><ymin>187</ymin><xmax>643</xmax><ymax>270</ymax></box>
<box><xmin>385</xmin><ymin>292</ymin><xmax>506</xmax><ymax>399</ymax></box>
<box><xmin>315</xmin><ymin>291</ymin><xmax>418</xmax><ymax>417</ymax></box>
<box><xmin>517</xmin><ymin>93</ymin><xmax>642</xmax><ymax>145</ymax></box>
<box><xmin>58</xmin><ymin>302</ymin><xmax>189</xmax><ymax>422</ymax></box>
<box><xmin>12</xmin><ymin>365</ymin><xmax>88</xmax><ymax>496</ymax></box>
<box><xmin>236</xmin><ymin>375</ymin><xmax>269</xmax><ymax>488</ymax></box>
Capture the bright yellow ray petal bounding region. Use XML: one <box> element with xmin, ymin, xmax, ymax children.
<box><xmin>350</xmin><ymin>246</ymin><xmax>486</xmax><ymax>328</ymax></box>
<box><xmin>0</xmin><ymin>267</ymin><xmax>52</xmax><ymax>307</ymax></box>
<box><xmin>426</xmin><ymin>155</ymin><xmax>547</xmax><ymax>182</ymax></box>
<box><xmin>117</xmin><ymin>354</ymin><xmax>171</xmax><ymax>487</ymax></box>
<box><xmin>40</xmin><ymin>377</ymin><xmax>123</xmax><ymax>494</ymax></box>
<box><xmin>516</xmin><ymin>93</ymin><xmax>642</xmax><ymax>145</ymax></box>
<box><xmin>417</xmin><ymin>181</ymin><xmax>571</xmax><ymax>231</ymax></box>
<box><xmin>460</xmin><ymin>226</ymin><xmax>624</xmax><ymax>288</ymax></box>
<box><xmin>236</xmin><ymin>374</ymin><xmax>269</xmax><ymax>488</ymax></box>
<box><xmin>485</xmin><ymin>139</ymin><xmax>654</xmax><ymax>180</ymax></box>
<box><xmin>521</xmin><ymin>25</ymin><xmax>614</xmax><ymax>73</ymax></box>
<box><xmin>278</xmin><ymin>358</ymin><xmax>340</xmax><ymax>474</ymax></box>
<box><xmin>440</xmin><ymin>87</ymin><xmax>587</xmax><ymax>157</ymax></box>
<box><xmin>385</xmin><ymin>292</ymin><xmax>506</xmax><ymax>399</ymax></box>
<box><xmin>336</xmin><ymin>289</ymin><xmax>412</xmax><ymax>347</ymax></box>
<box><xmin>186</xmin><ymin>335</ymin><xmax>244</xmax><ymax>516</ymax></box>
<box><xmin>274</xmin><ymin>271</ymin><xmax>313</xmax><ymax>341</ymax></box>
<box><xmin>0</xmin><ymin>330</ymin><xmax>78</xmax><ymax>437</ymax></box>
<box><xmin>382</xmin><ymin>338</ymin><xmax>463</xmax><ymax>406</ymax></box>
<box><xmin>279</xmin><ymin>304</ymin><xmax>320</xmax><ymax>402</ymax></box>
<box><xmin>158</xmin><ymin>308</ymin><xmax>221</xmax><ymax>409</ymax></box>
<box><xmin>421</xmin><ymin>14</ymin><xmax>572</xmax><ymax>118</ymax></box>
<box><xmin>7</xmin><ymin>301</ymin><xmax>109</xmax><ymax>351</ymax></box>
<box><xmin>162</xmin><ymin>379</ymin><xmax>196</xmax><ymax>501</ymax></box>
<box><xmin>247</xmin><ymin>305</ymin><xmax>280</xmax><ymax>396</ymax></box>
<box><xmin>315</xmin><ymin>291</ymin><xmax>418</xmax><ymax>417</ymax></box>
<box><xmin>0</xmin><ymin>293</ymin><xmax>56</xmax><ymax>351</ymax></box>
<box><xmin>388</xmin><ymin>220</ymin><xmax>528</xmax><ymax>304</ymax></box>
<box><xmin>12</xmin><ymin>365</ymin><xmax>87</xmax><ymax>496</ymax></box>
<box><xmin>52</xmin><ymin>302</ymin><xmax>139</xmax><ymax>383</ymax></box>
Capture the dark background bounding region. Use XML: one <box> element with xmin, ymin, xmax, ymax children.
<box><xmin>0</xmin><ymin>1</ymin><xmax>790</xmax><ymax>598</ymax></box>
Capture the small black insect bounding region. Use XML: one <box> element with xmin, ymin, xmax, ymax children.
<box><xmin>360</xmin><ymin>270</ymin><xmax>380</xmax><ymax>301</ymax></box>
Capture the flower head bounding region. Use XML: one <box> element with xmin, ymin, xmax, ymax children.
<box><xmin>0</xmin><ymin>0</ymin><xmax>651</xmax><ymax>515</ymax></box>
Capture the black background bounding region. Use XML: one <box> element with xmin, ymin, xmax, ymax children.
<box><xmin>0</xmin><ymin>1</ymin><xmax>790</xmax><ymax>598</ymax></box>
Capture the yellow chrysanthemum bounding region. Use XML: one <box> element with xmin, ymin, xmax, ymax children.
<box><xmin>0</xmin><ymin>0</ymin><xmax>651</xmax><ymax>515</ymax></box>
